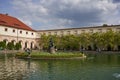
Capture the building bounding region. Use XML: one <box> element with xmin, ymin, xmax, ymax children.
<box><xmin>38</xmin><ymin>25</ymin><xmax>120</xmax><ymax>36</ymax></box>
<box><xmin>0</xmin><ymin>14</ymin><xmax>39</xmax><ymax>49</ymax></box>
<box><xmin>0</xmin><ymin>13</ymin><xmax>120</xmax><ymax>50</ymax></box>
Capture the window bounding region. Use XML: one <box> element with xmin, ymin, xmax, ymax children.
<box><xmin>116</xmin><ymin>28</ymin><xmax>120</xmax><ymax>32</ymax></box>
<box><xmin>26</xmin><ymin>32</ymin><xmax>28</xmax><ymax>34</ymax></box>
<box><xmin>98</xmin><ymin>29</ymin><xmax>102</xmax><ymax>33</ymax></box>
<box><xmin>13</xmin><ymin>29</ymin><xmax>15</xmax><ymax>33</ymax></box>
<box><xmin>5</xmin><ymin>28</ymin><xmax>8</xmax><ymax>32</ymax></box>
<box><xmin>89</xmin><ymin>29</ymin><xmax>93</xmax><ymax>33</ymax></box>
<box><xmin>107</xmin><ymin>28</ymin><xmax>112</xmax><ymax>32</ymax></box>
<box><xmin>48</xmin><ymin>32</ymin><xmax>51</xmax><ymax>35</ymax></box>
<box><xmin>81</xmin><ymin>30</ymin><xmax>85</xmax><ymax>33</ymax></box>
<box><xmin>20</xmin><ymin>31</ymin><xmax>22</xmax><ymax>34</ymax></box>
<box><xmin>74</xmin><ymin>30</ymin><xmax>78</xmax><ymax>35</ymax></box>
<box><xmin>54</xmin><ymin>32</ymin><xmax>57</xmax><ymax>35</ymax></box>
<box><xmin>61</xmin><ymin>31</ymin><xmax>64</xmax><ymax>35</ymax></box>
<box><xmin>31</xmin><ymin>33</ymin><xmax>34</xmax><ymax>35</ymax></box>
<box><xmin>43</xmin><ymin>33</ymin><xmax>46</xmax><ymax>35</ymax></box>
<box><xmin>67</xmin><ymin>31</ymin><xmax>71</xmax><ymax>35</ymax></box>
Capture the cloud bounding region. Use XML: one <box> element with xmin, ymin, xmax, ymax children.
<box><xmin>113</xmin><ymin>0</ymin><xmax>120</xmax><ymax>3</ymax></box>
<box><xmin>11</xmin><ymin>0</ymin><xmax>120</xmax><ymax>30</ymax></box>
<box><xmin>19</xmin><ymin>18</ymin><xmax>32</xmax><ymax>26</ymax></box>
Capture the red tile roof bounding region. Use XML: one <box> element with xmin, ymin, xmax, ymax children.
<box><xmin>0</xmin><ymin>14</ymin><xmax>35</xmax><ymax>31</ymax></box>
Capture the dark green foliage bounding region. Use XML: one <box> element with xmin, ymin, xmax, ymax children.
<box><xmin>6</xmin><ymin>42</ymin><xmax>22</xmax><ymax>50</ymax></box>
<box><xmin>0</xmin><ymin>41</ymin><xmax>6</xmax><ymax>50</ymax></box>
<box><xmin>39</xmin><ymin>30</ymin><xmax>120</xmax><ymax>51</ymax></box>
<box><xmin>15</xmin><ymin>42</ymin><xmax>22</xmax><ymax>50</ymax></box>
<box><xmin>7</xmin><ymin>42</ymin><xmax>15</xmax><ymax>50</ymax></box>
<box><xmin>103</xmin><ymin>24</ymin><xmax>108</xmax><ymax>27</ymax></box>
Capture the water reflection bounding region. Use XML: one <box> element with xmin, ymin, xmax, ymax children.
<box><xmin>32</xmin><ymin>54</ymin><xmax>120</xmax><ymax>80</ymax></box>
<box><xmin>27</xmin><ymin>58</ymin><xmax>31</xmax><ymax>69</ymax></box>
<box><xmin>47</xmin><ymin>62</ymin><xmax>54</xmax><ymax>80</ymax></box>
<box><xmin>0</xmin><ymin>54</ymin><xmax>120</xmax><ymax>80</ymax></box>
<box><xmin>0</xmin><ymin>53</ymin><xmax>37</xmax><ymax>80</ymax></box>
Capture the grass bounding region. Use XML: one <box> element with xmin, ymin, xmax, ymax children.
<box><xmin>16</xmin><ymin>51</ymin><xmax>85</xmax><ymax>59</ymax></box>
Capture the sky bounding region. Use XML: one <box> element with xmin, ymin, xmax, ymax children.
<box><xmin>0</xmin><ymin>0</ymin><xmax>120</xmax><ymax>30</ymax></box>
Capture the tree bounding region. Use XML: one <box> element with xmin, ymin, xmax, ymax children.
<box><xmin>39</xmin><ymin>34</ymin><xmax>50</xmax><ymax>50</ymax></box>
<box><xmin>15</xmin><ymin>42</ymin><xmax>22</xmax><ymax>50</ymax></box>
<box><xmin>7</xmin><ymin>42</ymin><xmax>14</xmax><ymax>50</ymax></box>
<box><xmin>39</xmin><ymin>30</ymin><xmax>120</xmax><ymax>51</ymax></box>
<box><xmin>103</xmin><ymin>24</ymin><xmax>108</xmax><ymax>27</ymax></box>
<box><xmin>103</xmin><ymin>30</ymin><xmax>115</xmax><ymax>50</ymax></box>
<box><xmin>0</xmin><ymin>41</ymin><xmax>6</xmax><ymax>50</ymax></box>
<box><xmin>78</xmin><ymin>33</ymin><xmax>90</xmax><ymax>50</ymax></box>
<box><xmin>112</xmin><ymin>31</ymin><xmax>120</xmax><ymax>50</ymax></box>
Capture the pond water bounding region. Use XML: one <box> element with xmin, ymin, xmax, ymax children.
<box><xmin>0</xmin><ymin>53</ymin><xmax>120</xmax><ymax>80</ymax></box>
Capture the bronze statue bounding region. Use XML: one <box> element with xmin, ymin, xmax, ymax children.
<box><xmin>49</xmin><ymin>37</ymin><xmax>55</xmax><ymax>54</ymax></box>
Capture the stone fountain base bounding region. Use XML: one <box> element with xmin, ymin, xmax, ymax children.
<box><xmin>50</xmin><ymin>47</ymin><xmax>55</xmax><ymax>54</ymax></box>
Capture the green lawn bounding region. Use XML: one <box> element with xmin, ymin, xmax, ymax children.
<box><xmin>16</xmin><ymin>51</ymin><xmax>85</xmax><ymax>59</ymax></box>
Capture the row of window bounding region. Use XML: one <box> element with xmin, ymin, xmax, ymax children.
<box><xmin>44</xmin><ymin>28</ymin><xmax>120</xmax><ymax>35</ymax></box>
<box><xmin>5</xmin><ymin>28</ymin><xmax>34</xmax><ymax>35</ymax></box>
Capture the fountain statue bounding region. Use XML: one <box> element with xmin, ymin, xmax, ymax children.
<box><xmin>49</xmin><ymin>38</ymin><xmax>55</xmax><ymax>54</ymax></box>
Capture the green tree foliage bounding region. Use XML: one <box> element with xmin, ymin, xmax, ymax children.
<box><xmin>103</xmin><ymin>24</ymin><xmax>108</xmax><ymax>27</ymax></box>
<box><xmin>0</xmin><ymin>41</ymin><xmax>21</xmax><ymax>50</ymax></box>
<box><xmin>0</xmin><ymin>41</ymin><xmax>6</xmax><ymax>50</ymax></box>
<box><xmin>15</xmin><ymin>42</ymin><xmax>22</xmax><ymax>50</ymax></box>
<box><xmin>39</xmin><ymin>30</ymin><xmax>120</xmax><ymax>51</ymax></box>
<box><xmin>7</xmin><ymin>42</ymin><xmax>15</xmax><ymax>50</ymax></box>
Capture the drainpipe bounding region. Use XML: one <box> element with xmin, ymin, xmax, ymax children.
<box><xmin>17</xmin><ymin>28</ymin><xmax>18</xmax><ymax>43</ymax></box>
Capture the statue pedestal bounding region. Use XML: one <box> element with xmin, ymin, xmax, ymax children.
<box><xmin>50</xmin><ymin>47</ymin><xmax>55</xmax><ymax>54</ymax></box>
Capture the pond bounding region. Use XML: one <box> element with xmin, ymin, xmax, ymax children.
<box><xmin>0</xmin><ymin>53</ymin><xmax>120</xmax><ymax>80</ymax></box>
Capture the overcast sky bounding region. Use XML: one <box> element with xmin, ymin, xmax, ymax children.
<box><xmin>0</xmin><ymin>0</ymin><xmax>120</xmax><ymax>30</ymax></box>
